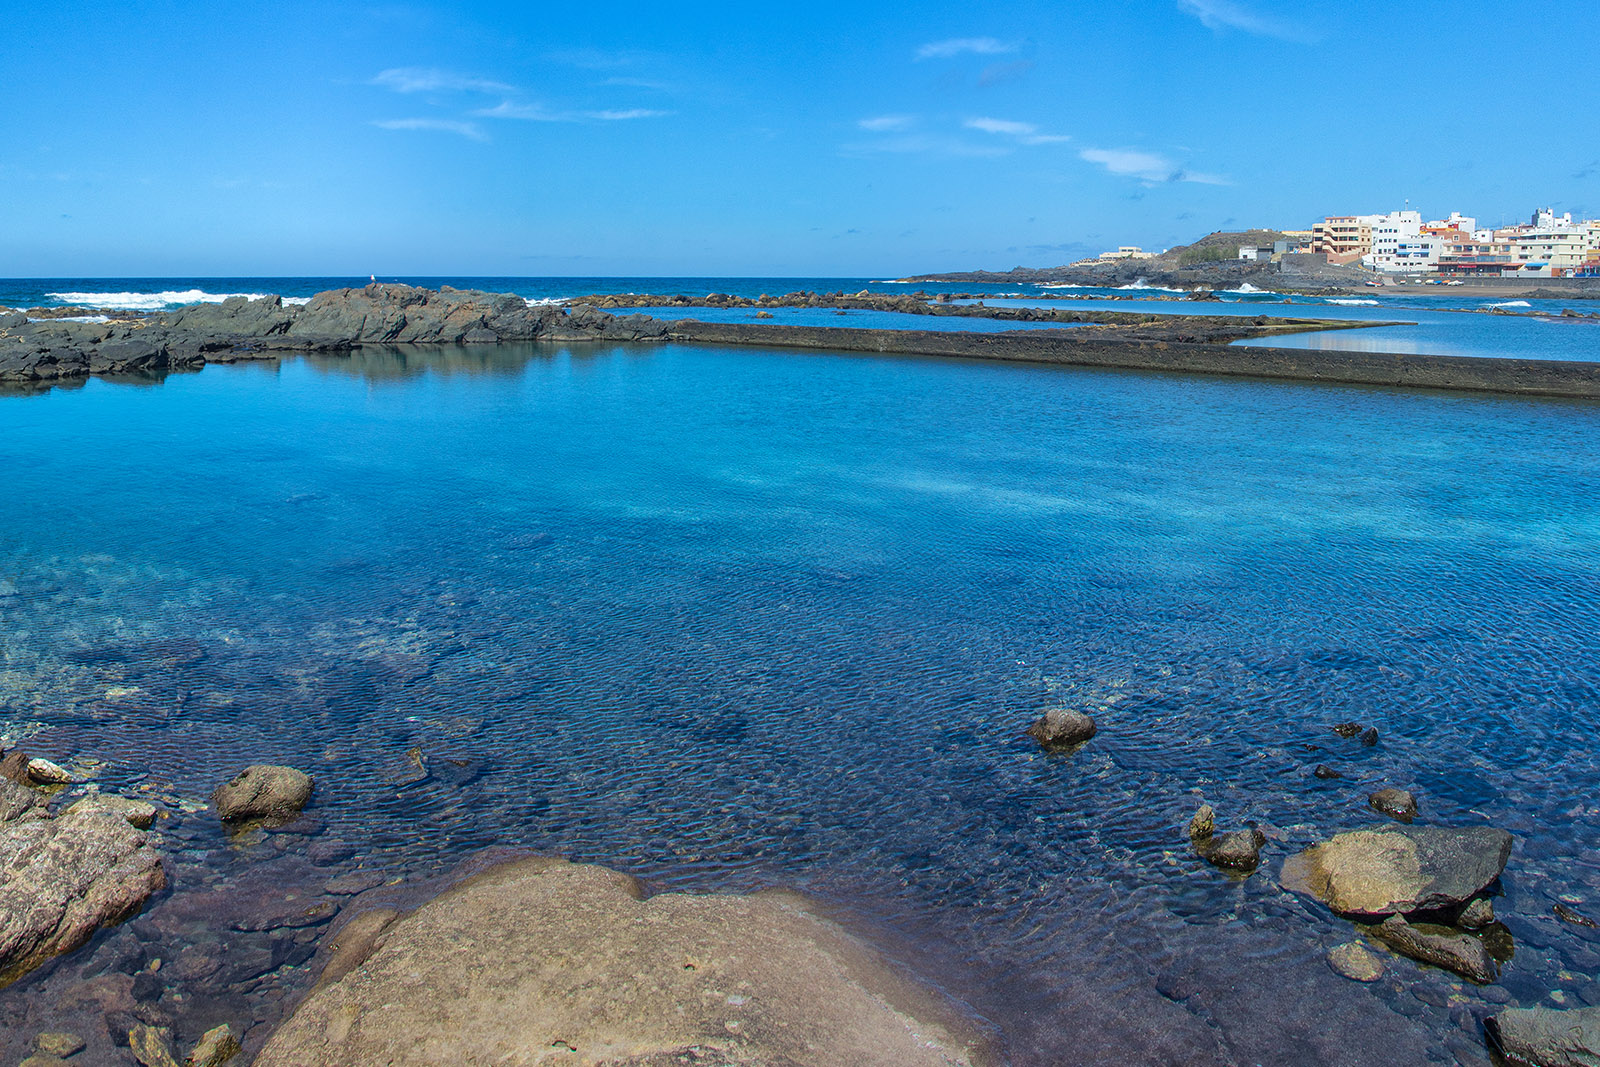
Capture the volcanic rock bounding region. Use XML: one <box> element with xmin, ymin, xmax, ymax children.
<box><xmin>185</xmin><ymin>1023</ymin><xmax>242</xmax><ymax>1067</ymax></box>
<box><xmin>1280</xmin><ymin>825</ymin><xmax>1512</xmax><ymax>917</ymax></box>
<box><xmin>211</xmin><ymin>765</ymin><xmax>313</xmax><ymax>822</ymax></box>
<box><xmin>67</xmin><ymin>793</ymin><xmax>158</xmax><ymax>829</ymax></box>
<box><xmin>1488</xmin><ymin>1004</ymin><xmax>1600</xmax><ymax>1067</ymax></box>
<box><xmin>0</xmin><ymin>776</ymin><xmax>45</xmax><ymax>823</ymax></box>
<box><xmin>1459</xmin><ymin>897</ymin><xmax>1496</xmax><ymax>930</ymax></box>
<box><xmin>1369</xmin><ymin>787</ymin><xmax>1418</xmax><ymax>823</ymax></box>
<box><xmin>1026</xmin><ymin>708</ymin><xmax>1097</xmax><ymax>749</ymax></box>
<box><xmin>1326</xmin><ymin>942</ymin><xmax>1384</xmax><ymax>982</ymax></box>
<box><xmin>1370</xmin><ymin>915</ymin><xmax>1497</xmax><ymax>984</ymax></box>
<box><xmin>255</xmin><ymin>856</ymin><xmax>985</xmax><ymax>1067</ymax></box>
<box><xmin>0</xmin><ymin>808</ymin><xmax>165</xmax><ymax>986</ymax></box>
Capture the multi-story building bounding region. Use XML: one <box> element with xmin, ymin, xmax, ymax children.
<box><xmin>1366</xmin><ymin>211</ymin><xmax>1425</xmax><ymax>272</ymax></box>
<box><xmin>1097</xmin><ymin>246</ymin><xmax>1158</xmax><ymax>260</ymax></box>
<box><xmin>1311</xmin><ymin>215</ymin><xmax>1378</xmax><ymax>264</ymax></box>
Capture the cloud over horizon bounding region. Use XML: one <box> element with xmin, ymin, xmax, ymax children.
<box><xmin>371</xmin><ymin>67</ymin><xmax>512</xmax><ymax>94</ymax></box>
<box><xmin>964</xmin><ymin>117</ymin><xmax>1070</xmax><ymax>145</ymax></box>
<box><xmin>916</xmin><ymin>37</ymin><xmax>1017</xmax><ymax>60</ymax></box>
<box><xmin>1176</xmin><ymin>0</ymin><xmax>1315</xmax><ymax>41</ymax></box>
<box><xmin>371</xmin><ymin>117</ymin><xmax>488</xmax><ymax>141</ymax></box>
<box><xmin>1080</xmin><ymin>147</ymin><xmax>1228</xmax><ymax>185</ymax></box>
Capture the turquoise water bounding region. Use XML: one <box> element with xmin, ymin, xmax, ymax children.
<box><xmin>4</xmin><ymin>342</ymin><xmax>1600</xmax><ymax>1063</ymax></box>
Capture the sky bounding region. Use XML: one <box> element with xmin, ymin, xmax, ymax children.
<box><xmin>3</xmin><ymin>0</ymin><xmax>1598</xmax><ymax>277</ymax></box>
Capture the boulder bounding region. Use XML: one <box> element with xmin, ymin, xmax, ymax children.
<box><xmin>1326</xmin><ymin>942</ymin><xmax>1384</xmax><ymax>982</ymax></box>
<box><xmin>211</xmin><ymin>764</ymin><xmax>313</xmax><ymax>822</ymax></box>
<box><xmin>1280</xmin><ymin>825</ymin><xmax>1513</xmax><ymax>917</ymax></box>
<box><xmin>26</xmin><ymin>758</ymin><xmax>72</xmax><ymax>785</ymax></box>
<box><xmin>1369</xmin><ymin>915</ymin><xmax>1496</xmax><ymax>984</ymax></box>
<box><xmin>1488</xmin><ymin>1004</ymin><xmax>1600</xmax><ymax>1067</ymax></box>
<box><xmin>1026</xmin><ymin>708</ymin><xmax>1097</xmax><ymax>749</ymax></box>
<box><xmin>255</xmin><ymin>857</ymin><xmax>986</xmax><ymax>1067</ymax></box>
<box><xmin>0</xmin><ymin>808</ymin><xmax>165</xmax><ymax>986</ymax></box>
<box><xmin>1369</xmin><ymin>788</ymin><xmax>1418</xmax><ymax>823</ymax></box>
<box><xmin>1202</xmin><ymin>829</ymin><xmax>1266</xmax><ymax>872</ymax></box>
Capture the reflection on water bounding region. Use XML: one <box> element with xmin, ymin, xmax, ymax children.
<box><xmin>2</xmin><ymin>343</ymin><xmax>1600</xmax><ymax>1064</ymax></box>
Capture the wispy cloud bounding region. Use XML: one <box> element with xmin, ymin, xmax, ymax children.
<box><xmin>1079</xmin><ymin>147</ymin><xmax>1228</xmax><ymax>185</ymax></box>
<box><xmin>371</xmin><ymin>67</ymin><xmax>512</xmax><ymax>94</ymax></box>
<box><xmin>1176</xmin><ymin>0</ymin><xmax>1314</xmax><ymax>41</ymax></box>
<box><xmin>841</xmin><ymin>134</ymin><xmax>1009</xmax><ymax>159</ymax></box>
<box><xmin>858</xmin><ymin>115</ymin><xmax>916</xmax><ymax>132</ymax></box>
<box><xmin>372</xmin><ymin>118</ymin><xmax>488</xmax><ymax>141</ymax></box>
<box><xmin>473</xmin><ymin>101</ymin><xmax>671</xmax><ymax>123</ymax></box>
<box><xmin>916</xmin><ymin>37</ymin><xmax>1017</xmax><ymax>60</ymax></box>
<box><xmin>964</xmin><ymin>117</ymin><xmax>1070</xmax><ymax>145</ymax></box>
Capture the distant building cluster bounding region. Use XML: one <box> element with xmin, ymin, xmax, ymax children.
<box><xmin>1303</xmin><ymin>208</ymin><xmax>1600</xmax><ymax>278</ymax></box>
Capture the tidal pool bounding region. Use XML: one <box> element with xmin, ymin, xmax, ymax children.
<box><xmin>2</xmin><ymin>342</ymin><xmax>1599</xmax><ymax>1065</ymax></box>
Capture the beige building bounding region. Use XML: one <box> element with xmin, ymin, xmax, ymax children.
<box><xmin>1312</xmin><ymin>216</ymin><xmax>1376</xmax><ymax>264</ymax></box>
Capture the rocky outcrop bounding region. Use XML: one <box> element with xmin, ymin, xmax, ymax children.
<box><xmin>0</xmin><ymin>807</ymin><xmax>165</xmax><ymax>986</ymax></box>
<box><xmin>1280</xmin><ymin>825</ymin><xmax>1512</xmax><ymax>917</ymax></box>
<box><xmin>212</xmin><ymin>765</ymin><xmax>313</xmax><ymax>822</ymax></box>
<box><xmin>0</xmin><ymin>285</ymin><xmax>671</xmax><ymax>384</ymax></box>
<box><xmin>256</xmin><ymin>856</ymin><xmax>986</xmax><ymax>1067</ymax></box>
<box><xmin>1488</xmin><ymin>1004</ymin><xmax>1600</xmax><ymax>1066</ymax></box>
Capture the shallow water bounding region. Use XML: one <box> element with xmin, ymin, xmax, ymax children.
<box><xmin>3</xmin><ymin>342</ymin><xmax>1600</xmax><ymax>1064</ymax></box>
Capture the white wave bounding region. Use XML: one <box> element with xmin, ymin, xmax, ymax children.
<box><xmin>283</xmin><ymin>296</ymin><xmax>312</xmax><ymax>306</ymax></box>
<box><xmin>1325</xmin><ymin>298</ymin><xmax>1380</xmax><ymax>306</ymax></box>
<box><xmin>1118</xmin><ymin>281</ymin><xmax>1183</xmax><ymax>292</ymax></box>
<box><xmin>1037</xmin><ymin>283</ymin><xmax>1092</xmax><ymax>290</ymax></box>
<box><xmin>523</xmin><ymin>297</ymin><xmax>567</xmax><ymax>307</ymax></box>
<box><xmin>47</xmin><ymin>289</ymin><xmax>278</xmax><ymax>310</ymax></box>
<box><xmin>28</xmin><ymin>314</ymin><xmax>110</xmax><ymax>323</ymax></box>
<box><xmin>1483</xmin><ymin>300</ymin><xmax>1531</xmax><ymax>308</ymax></box>
<box><xmin>1224</xmin><ymin>283</ymin><xmax>1275</xmax><ymax>294</ymax></box>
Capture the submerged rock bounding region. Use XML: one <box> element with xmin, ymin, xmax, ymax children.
<box><xmin>185</xmin><ymin>1023</ymin><xmax>242</xmax><ymax>1067</ymax></box>
<box><xmin>1326</xmin><ymin>942</ymin><xmax>1385</xmax><ymax>982</ymax></box>
<box><xmin>1555</xmin><ymin>903</ymin><xmax>1598</xmax><ymax>929</ymax></box>
<box><xmin>129</xmin><ymin>1024</ymin><xmax>180</xmax><ymax>1067</ymax></box>
<box><xmin>211</xmin><ymin>764</ymin><xmax>313</xmax><ymax>822</ymax></box>
<box><xmin>1332</xmin><ymin>722</ymin><xmax>1366</xmax><ymax>739</ymax></box>
<box><xmin>1280</xmin><ymin>825</ymin><xmax>1513</xmax><ymax>917</ymax></box>
<box><xmin>1459</xmin><ymin>897</ymin><xmax>1497</xmax><ymax>930</ymax></box>
<box><xmin>0</xmin><ymin>808</ymin><xmax>164</xmax><ymax>986</ymax></box>
<box><xmin>1313</xmin><ymin>764</ymin><xmax>1344</xmax><ymax>780</ymax></box>
<box><xmin>1026</xmin><ymin>707</ymin><xmax>1097</xmax><ymax>750</ymax></box>
<box><xmin>1369</xmin><ymin>787</ymin><xmax>1418</xmax><ymax>823</ymax></box>
<box><xmin>1370</xmin><ymin>915</ymin><xmax>1497</xmax><ymax>984</ymax></box>
<box><xmin>255</xmin><ymin>857</ymin><xmax>987</xmax><ymax>1067</ymax></box>
<box><xmin>1188</xmin><ymin>804</ymin><xmax>1263</xmax><ymax>871</ymax></box>
<box><xmin>1489</xmin><ymin>1004</ymin><xmax>1600</xmax><ymax>1066</ymax></box>
<box><xmin>1358</xmin><ymin>727</ymin><xmax>1379</xmax><ymax>746</ymax></box>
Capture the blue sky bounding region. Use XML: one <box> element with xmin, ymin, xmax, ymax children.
<box><xmin>3</xmin><ymin>0</ymin><xmax>1597</xmax><ymax>277</ymax></box>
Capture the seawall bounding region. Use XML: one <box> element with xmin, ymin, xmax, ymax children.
<box><xmin>666</xmin><ymin>321</ymin><xmax>1600</xmax><ymax>400</ymax></box>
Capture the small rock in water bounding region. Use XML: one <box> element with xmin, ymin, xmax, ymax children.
<box><xmin>1332</xmin><ymin>722</ymin><xmax>1365</xmax><ymax>738</ymax></box>
<box><xmin>1369</xmin><ymin>787</ymin><xmax>1418</xmax><ymax>823</ymax></box>
<box><xmin>1205</xmin><ymin>828</ymin><xmax>1267</xmax><ymax>872</ymax></box>
<box><xmin>1314</xmin><ymin>764</ymin><xmax>1343</xmax><ymax>780</ymax></box>
<box><xmin>0</xmin><ymin>749</ymin><xmax>33</xmax><ymax>783</ymax></box>
<box><xmin>1026</xmin><ymin>708</ymin><xmax>1097</xmax><ymax>750</ymax></box>
<box><xmin>1359</xmin><ymin>727</ymin><xmax>1379</xmax><ymax>746</ymax></box>
<box><xmin>33</xmin><ymin>1032</ymin><xmax>86</xmax><ymax>1057</ymax></box>
<box><xmin>1487</xmin><ymin>1004</ymin><xmax>1600</xmax><ymax>1067</ymax></box>
<box><xmin>1188</xmin><ymin>804</ymin><xmax>1215</xmax><ymax>839</ymax></box>
<box><xmin>1555</xmin><ymin>902</ymin><xmax>1598</xmax><ymax>929</ymax></box>
<box><xmin>186</xmin><ymin>1023</ymin><xmax>243</xmax><ymax>1067</ymax></box>
<box><xmin>385</xmin><ymin>747</ymin><xmax>430</xmax><ymax>787</ymax></box>
<box><xmin>211</xmin><ymin>764</ymin><xmax>313</xmax><ymax>822</ymax></box>
<box><xmin>1459</xmin><ymin>897</ymin><xmax>1496</xmax><ymax>930</ymax></box>
<box><xmin>129</xmin><ymin>1023</ymin><xmax>181</xmax><ymax>1067</ymax></box>
<box><xmin>26</xmin><ymin>758</ymin><xmax>72</xmax><ymax>785</ymax></box>
<box><xmin>1280</xmin><ymin>825</ymin><xmax>1513</xmax><ymax>916</ymax></box>
<box><xmin>1371</xmin><ymin>915</ymin><xmax>1497</xmax><ymax>984</ymax></box>
<box><xmin>1327</xmin><ymin>942</ymin><xmax>1385</xmax><ymax>982</ymax></box>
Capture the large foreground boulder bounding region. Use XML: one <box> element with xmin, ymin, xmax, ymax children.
<box><xmin>256</xmin><ymin>857</ymin><xmax>986</xmax><ymax>1067</ymax></box>
<box><xmin>1487</xmin><ymin>1004</ymin><xmax>1600</xmax><ymax>1066</ymax></box>
<box><xmin>1280</xmin><ymin>825</ymin><xmax>1512</xmax><ymax>917</ymax></box>
<box><xmin>0</xmin><ymin>808</ymin><xmax>165</xmax><ymax>986</ymax></box>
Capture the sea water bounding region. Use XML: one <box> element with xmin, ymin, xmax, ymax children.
<box><xmin>2</xmin><ymin>341</ymin><xmax>1600</xmax><ymax>1064</ymax></box>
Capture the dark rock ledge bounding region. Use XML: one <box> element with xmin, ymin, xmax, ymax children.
<box><xmin>0</xmin><ymin>284</ymin><xmax>668</xmax><ymax>384</ymax></box>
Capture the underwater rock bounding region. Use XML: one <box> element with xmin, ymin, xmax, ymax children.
<box><xmin>1314</xmin><ymin>764</ymin><xmax>1343</xmax><ymax>780</ymax></box>
<box><xmin>0</xmin><ymin>807</ymin><xmax>164</xmax><ymax>986</ymax></box>
<box><xmin>1326</xmin><ymin>942</ymin><xmax>1385</xmax><ymax>982</ymax></box>
<box><xmin>255</xmin><ymin>856</ymin><xmax>987</xmax><ymax>1067</ymax></box>
<box><xmin>1280</xmin><ymin>825</ymin><xmax>1513</xmax><ymax>917</ymax></box>
<box><xmin>1026</xmin><ymin>708</ymin><xmax>1097</xmax><ymax>749</ymax></box>
<box><xmin>1555</xmin><ymin>903</ymin><xmax>1598</xmax><ymax>929</ymax></box>
<box><xmin>1369</xmin><ymin>787</ymin><xmax>1418</xmax><ymax>823</ymax></box>
<box><xmin>185</xmin><ymin>1023</ymin><xmax>242</xmax><ymax>1067</ymax></box>
<box><xmin>129</xmin><ymin>1023</ymin><xmax>180</xmax><ymax>1067</ymax></box>
<box><xmin>33</xmin><ymin>1032</ymin><xmax>86</xmax><ymax>1058</ymax></box>
<box><xmin>1370</xmin><ymin>915</ymin><xmax>1497</xmax><ymax>984</ymax></box>
<box><xmin>211</xmin><ymin>765</ymin><xmax>313</xmax><ymax>822</ymax></box>
<box><xmin>1487</xmin><ymin>1003</ymin><xmax>1600</xmax><ymax>1067</ymax></box>
<box><xmin>1332</xmin><ymin>722</ymin><xmax>1365</xmax><ymax>738</ymax></box>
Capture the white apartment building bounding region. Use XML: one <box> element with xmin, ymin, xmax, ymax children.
<box><xmin>1365</xmin><ymin>211</ymin><xmax>1425</xmax><ymax>272</ymax></box>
